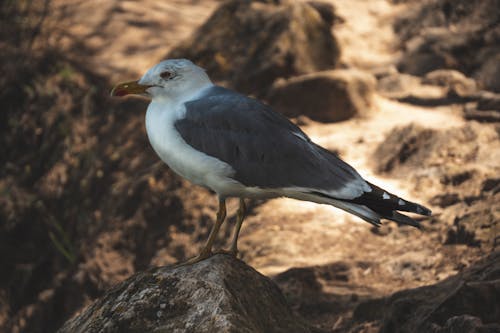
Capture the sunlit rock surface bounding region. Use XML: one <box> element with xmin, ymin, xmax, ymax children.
<box><xmin>169</xmin><ymin>0</ymin><xmax>340</xmax><ymax>97</ymax></box>
<box><xmin>58</xmin><ymin>255</ymin><xmax>317</xmax><ymax>333</ymax></box>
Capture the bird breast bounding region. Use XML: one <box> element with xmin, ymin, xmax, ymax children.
<box><xmin>145</xmin><ymin>101</ymin><xmax>236</xmax><ymax>192</ymax></box>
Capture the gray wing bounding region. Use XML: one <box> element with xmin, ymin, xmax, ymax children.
<box><xmin>175</xmin><ymin>86</ymin><xmax>369</xmax><ymax>199</ymax></box>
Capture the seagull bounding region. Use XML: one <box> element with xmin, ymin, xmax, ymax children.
<box><xmin>111</xmin><ymin>59</ymin><xmax>431</xmax><ymax>264</ymax></box>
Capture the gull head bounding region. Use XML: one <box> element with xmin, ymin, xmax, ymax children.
<box><xmin>111</xmin><ymin>59</ymin><xmax>212</xmax><ymax>101</ymax></box>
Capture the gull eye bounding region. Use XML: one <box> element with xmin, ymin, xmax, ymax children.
<box><xmin>160</xmin><ymin>71</ymin><xmax>174</xmax><ymax>80</ymax></box>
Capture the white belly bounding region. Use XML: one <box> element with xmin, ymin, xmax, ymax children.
<box><xmin>145</xmin><ymin>100</ymin><xmax>246</xmax><ymax>197</ymax></box>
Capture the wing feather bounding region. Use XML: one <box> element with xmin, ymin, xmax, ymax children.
<box><xmin>175</xmin><ymin>86</ymin><xmax>370</xmax><ymax>200</ymax></box>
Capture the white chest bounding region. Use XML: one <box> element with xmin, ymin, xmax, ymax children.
<box><xmin>144</xmin><ymin>101</ymin><xmax>236</xmax><ymax>192</ymax></box>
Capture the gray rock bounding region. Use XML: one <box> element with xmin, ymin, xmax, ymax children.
<box><xmin>168</xmin><ymin>0</ymin><xmax>340</xmax><ymax>97</ymax></box>
<box><xmin>464</xmin><ymin>103</ymin><xmax>500</xmax><ymax>123</ymax></box>
<box><xmin>378</xmin><ymin>70</ymin><xmax>500</xmax><ymax>116</ymax></box>
<box><xmin>377</xmin><ymin>73</ymin><xmax>427</xmax><ymax>99</ymax></box>
<box><xmin>423</xmin><ymin>69</ymin><xmax>478</xmax><ymax>97</ymax></box>
<box><xmin>380</xmin><ymin>251</ymin><xmax>500</xmax><ymax>333</ymax></box>
<box><xmin>268</xmin><ymin>69</ymin><xmax>376</xmax><ymax>123</ymax></box>
<box><xmin>58</xmin><ymin>254</ymin><xmax>315</xmax><ymax>333</ymax></box>
<box><xmin>476</xmin><ymin>53</ymin><xmax>500</xmax><ymax>93</ymax></box>
<box><xmin>462</xmin><ymin>91</ymin><xmax>500</xmax><ymax>122</ymax></box>
<box><xmin>432</xmin><ymin>315</ymin><xmax>498</xmax><ymax>333</ymax></box>
<box><xmin>394</xmin><ymin>0</ymin><xmax>500</xmax><ymax>94</ymax></box>
<box><xmin>378</xmin><ymin>70</ymin><xmax>481</xmax><ymax>106</ymax></box>
<box><xmin>351</xmin><ymin>252</ymin><xmax>500</xmax><ymax>333</ymax></box>
<box><xmin>397</xmin><ymin>47</ymin><xmax>447</xmax><ymax>77</ymax></box>
<box><xmin>477</xmin><ymin>91</ymin><xmax>500</xmax><ymax>111</ymax></box>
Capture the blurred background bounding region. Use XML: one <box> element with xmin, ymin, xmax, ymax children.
<box><xmin>0</xmin><ymin>0</ymin><xmax>498</xmax><ymax>332</ymax></box>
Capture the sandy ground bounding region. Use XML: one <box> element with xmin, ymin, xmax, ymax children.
<box><xmin>47</xmin><ymin>0</ymin><xmax>220</xmax><ymax>81</ymax></box>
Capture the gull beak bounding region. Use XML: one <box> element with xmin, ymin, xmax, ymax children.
<box><xmin>110</xmin><ymin>80</ymin><xmax>152</xmax><ymax>97</ymax></box>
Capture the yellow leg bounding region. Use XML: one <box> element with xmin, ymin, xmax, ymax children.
<box><xmin>229</xmin><ymin>198</ymin><xmax>246</xmax><ymax>256</ymax></box>
<box><xmin>180</xmin><ymin>198</ymin><xmax>226</xmax><ymax>265</ymax></box>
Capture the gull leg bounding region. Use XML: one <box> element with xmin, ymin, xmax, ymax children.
<box><xmin>200</xmin><ymin>198</ymin><xmax>227</xmax><ymax>257</ymax></box>
<box><xmin>229</xmin><ymin>198</ymin><xmax>246</xmax><ymax>256</ymax></box>
<box><xmin>180</xmin><ymin>198</ymin><xmax>226</xmax><ymax>266</ymax></box>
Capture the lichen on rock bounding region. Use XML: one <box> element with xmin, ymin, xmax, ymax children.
<box><xmin>58</xmin><ymin>254</ymin><xmax>316</xmax><ymax>333</ymax></box>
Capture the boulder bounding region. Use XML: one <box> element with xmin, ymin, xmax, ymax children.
<box><xmin>348</xmin><ymin>252</ymin><xmax>500</xmax><ymax>333</ymax></box>
<box><xmin>168</xmin><ymin>0</ymin><xmax>340</xmax><ymax>97</ymax></box>
<box><xmin>476</xmin><ymin>53</ymin><xmax>500</xmax><ymax>93</ymax></box>
<box><xmin>377</xmin><ymin>70</ymin><xmax>500</xmax><ymax>114</ymax></box>
<box><xmin>374</xmin><ymin>251</ymin><xmax>500</xmax><ymax>333</ymax></box>
<box><xmin>267</xmin><ymin>69</ymin><xmax>376</xmax><ymax>122</ymax></box>
<box><xmin>423</xmin><ymin>69</ymin><xmax>477</xmax><ymax>97</ymax></box>
<box><xmin>58</xmin><ymin>254</ymin><xmax>316</xmax><ymax>333</ymax></box>
<box><xmin>463</xmin><ymin>91</ymin><xmax>500</xmax><ymax>122</ymax></box>
<box><xmin>377</xmin><ymin>70</ymin><xmax>480</xmax><ymax>106</ymax></box>
<box><xmin>377</xmin><ymin>73</ymin><xmax>423</xmax><ymax>99</ymax></box>
<box><xmin>477</xmin><ymin>91</ymin><xmax>500</xmax><ymax>111</ymax></box>
<box><xmin>272</xmin><ymin>252</ymin><xmax>500</xmax><ymax>332</ymax></box>
<box><xmin>377</xmin><ymin>72</ymin><xmax>453</xmax><ymax>104</ymax></box>
<box><xmin>394</xmin><ymin>0</ymin><xmax>500</xmax><ymax>94</ymax></box>
<box><xmin>396</xmin><ymin>39</ymin><xmax>448</xmax><ymax>77</ymax></box>
<box><xmin>464</xmin><ymin>104</ymin><xmax>500</xmax><ymax>123</ymax></box>
<box><xmin>372</xmin><ymin>123</ymin><xmax>499</xmax><ymax>251</ymax></box>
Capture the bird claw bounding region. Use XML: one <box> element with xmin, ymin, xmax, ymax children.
<box><xmin>174</xmin><ymin>249</ymin><xmax>213</xmax><ymax>267</ymax></box>
<box><xmin>213</xmin><ymin>248</ymin><xmax>238</xmax><ymax>257</ymax></box>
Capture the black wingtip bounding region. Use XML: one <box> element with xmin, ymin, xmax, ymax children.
<box><xmin>415</xmin><ymin>204</ymin><xmax>432</xmax><ymax>216</ymax></box>
<box><xmin>385</xmin><ymin>211</ymin><xmax>422</xmax><ymax>229</ymax></box>
<box><xmin>357</xmin><ymin>182</ymin><xmax>432</xmax><ymax>217</ymax></box>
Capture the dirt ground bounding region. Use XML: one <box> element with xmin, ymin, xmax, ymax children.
<box><xmin>0</xmin><ymin>0</ymin><xmax>498</xmax><ymax>332</ymax></box>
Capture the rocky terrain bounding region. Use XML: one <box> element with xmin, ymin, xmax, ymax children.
<box><xmin>57</xmin><ymin>252</ymin><xmax>500</xmax><ymax>333</ymax></box>
<box><xmin>0</xmin><ymin>0</ymin><xmax>498</xmax><ymax>332</ymax></box>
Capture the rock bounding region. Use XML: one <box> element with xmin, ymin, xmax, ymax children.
<box><xmin>476</xmin><ymin>53</ymin><xmax>500</xmax><ymax>93</ymax></box>
<box><xmin>443</xmin><ymin>217</ymin><xmax>480</xmax><ymax>247</ymax></box>
<box><xmin>394</xmin><ymin>0</ymin><xmax>500</xmax><ymax>93</ymax></box>
<box><xmin>433</xmin><ymin>315</ymin><xmax>497</xmax><ymax>333</ymax></box>
<box><xmin>446</xmin><ymin>201</ymin><xmax>499</xmax><ymax>251</ymax></box>
<box><xmin>463</xmin><ymin>91</ymin><xmax>500</xmax><ymax>122</ymax></box>
<box><xmin>397</xmin><ymin>42</ymin><xmax>448</xmax><ymax>77</ymax></box>
<box><xmin>168</xmin><ymin>0</ymin><xmax>340</xmax><ymax>97</ymax></box>
<box><xmin>377</xmin><ymin>72</ymin><xmax>458</xmax><ymax>105</ymax></box>
<box><xmin>272</xmin><ymin>260</ymin><xmax>376</xmax><ymax>330</ymax></box>
<box><xmin>377</xmin><ymin>73</ymin><xmax>424</xmax><ymax>99</ymax></box>
<box><xmin>477</xmin><ymin>91</ymin><xmax>500</xmax><ymax>111</ymax></box>
<box><xmin>482</xmin><ymin>178</ymin><xmax>500</xmax><ymax>194</ymax></box>
<box><xmin>372</xmin><ymin>123</ymin><xmax>500</xmax><ymax>251</ymax></box>
<box><xmin>352</xmin><ymin>251</ymin><xmax>500</xmax><ymax>333</ymax></box>
<box><xmin>372</xmin><ymin>124</ymin><xmax>436</xmax><ymax>174</ymax></box>
<box><xmin>267</xmin><ymin>69</ymin><xmax>376</xmax><ymax>122</ymax></box>
<box><xmin>371</xmin><ymin>64</ymin><xmax>399</xmax><ymax>80</ymax></box>
<box><xmin>423</xmin><ymin>69</ymin><xmax>477</xmax><ymax>97</ymax></box>
<box><xmin>430</xmin><ymin>193</ymin><xmax>460</xmax><ymax>208</ymax></box>
<box><xmin>377</xmin><ymin>71</ymin><xmax>481</xmax><ymax>106</ymax></box>
<box><xmin>382</xmin><ymin>251</ymin><xmax>500</xmax><ymax>333</ymax></box>
<box><xmin>377</xmin><ymin>70</ymin><xmax>498</xmax><ymax>112</ymax></box>
<box><xmin>307</xmin><ymin>1</ymin><xmax>341</xmax><ymax>26</ymax></box>
<box><xmin>58</xmin><ymin>254</ymin><xmax>316</xmax><ymax>333</ymax></box>
<box><xmin>464</xmin><ymin>103</ymin><xmax>500</xmax><ymax>123</ymax></box>
<box><xmin>372</xmin><ymin>123</ymin><xmax>499</xmax><ymax>175</ymax></box>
